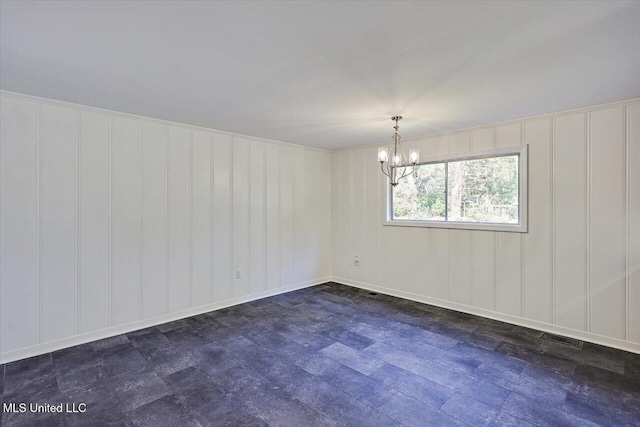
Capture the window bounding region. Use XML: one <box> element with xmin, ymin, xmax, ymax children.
<box><xmin>385</xmin><ymin>145</ymin><xmax>527</xmax><ymax>232</ymax></box>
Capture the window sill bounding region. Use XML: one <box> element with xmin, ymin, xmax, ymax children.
<box><xmin>382</xmin><ymin>219</ymin><xmax>527</xmax><ymax>233</ymax></box>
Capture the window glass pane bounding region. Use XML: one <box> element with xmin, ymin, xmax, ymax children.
<box><xmin>446</xmin><ymin>155</ymin><xmax>518</xmax><ymax>223</ymax></box>
<box><xmin>392</xmin><ymin>163</ymin><xmax>445</xmax><ymax>221</ymax></box>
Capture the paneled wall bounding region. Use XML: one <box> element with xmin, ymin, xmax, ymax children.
<box><xmin>332</xmin><ymin>99</ymin><xmax>640</xmax><ymax>353</ymax></box>
<box><xmin>2</xmin><ymin>91</ymin><xmax>638</xmax><ymax>361</ymax></box>
<box><xmin>0</xmin><ymin>93</ymin><xmax>332</xmax><ymax>363</ymax></box>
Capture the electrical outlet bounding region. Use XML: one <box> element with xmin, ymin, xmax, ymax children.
<box><xmin>235</xmin><ymin>269</ymin><xmax>241</xmax><ymax>279</ymax></box>
<box><xmin>353</xmin><ymin>256</ymin><xmax>360</xmax><ymax>266</ymax></box>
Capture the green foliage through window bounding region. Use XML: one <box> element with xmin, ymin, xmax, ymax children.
<box><xmin>392</xmin><ymin>154</ymin><xmax>519</xmax><ymax>224</ymax></box>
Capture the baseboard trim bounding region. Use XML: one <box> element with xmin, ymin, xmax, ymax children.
<box><xmin>6</xmin><ymin>275</ymin><xmax>636</xmax><ymax>364</ymax></box>
<box><xmin>0</xmin><ymin>277</ymin><xmax>330</xmax><ymax>365</ymax></box>
<box><xmin>330</xmin><ymin>277</ymin><xmax>640</xmax><ymax>355</ymax></box>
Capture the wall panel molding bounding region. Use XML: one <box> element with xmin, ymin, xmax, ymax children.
<box><xmin>332</xmin><ymin>98</ymin><xmax>640</xmax><ymax>351</ymax></box>
<box><xmin>628</xmin><ymin>104</ymin><xmax>640</xmax><ymax>344</ymax></box>
<box><xmin>0</xmin><ymin>97</ymin><xmax>39</xmax><ymax>353</ymax></box>
<box><xmin>585</xmin><ymin>111</ymin><xmax>592</xmax><ymax>333</ymax></box>
<box><xmin>0</xmin><ymin>93</ymin><xmax>332</xmax><ymax>363</ymax></box>
<box><xmin>624</xmin><ymin>105</ymin><xmax>630</xmax><ymax>341</ymax></box>
<box><xmin>2</xmin><ymin>91</ymin><xmax>639</xmax><ymax>361</ymax></box>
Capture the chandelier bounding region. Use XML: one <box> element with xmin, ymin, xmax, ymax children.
<box><xmin>377</xmin><ymin>116</ymin><xmax>419</xmax><ymax>186</ymax></box>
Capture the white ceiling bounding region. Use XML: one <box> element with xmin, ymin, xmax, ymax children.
<box><xmin>2</xmin><ymin>1</ymin><xmax>639</xmax><ymax>149</ymax></box>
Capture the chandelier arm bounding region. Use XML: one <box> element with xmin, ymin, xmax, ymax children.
<box><xmin>397</xmin><ymin>166</ymin><xmax>414</xmax><ymax>180</ymax></box>
<box><xmin>380</xmin><ymin>163</ymin><xmax>392</xmax><ymax>179</ymax></box>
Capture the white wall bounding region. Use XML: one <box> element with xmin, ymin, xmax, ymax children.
<box><xmin>2</xmin><ymin>92</ymin><xmax>639</xmax><ymax>362</ymax></box>
<box><xmin>0</xmin><ymin>93</ymin><xmax>332</xmax><ymax>363</ymax></box>
<box><xmin>331</xmin><ymin>99</ymin><xmax>640</xmax><ymax>353</ymax></box>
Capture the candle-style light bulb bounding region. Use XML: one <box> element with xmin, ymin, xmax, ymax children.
<box><xmin>409</xmin><ymin>149</ymin><xmax>419</xmax><ymax>164</ymax></box>
<box><xmin>378</xmin><ymin>147</ymin><xmax>388</xmax><ymax>163</ymax></box>
<box><xmin>393</xmin><ymin>155</ymin><xmax>401</xmax><ymax>166</ymax></box>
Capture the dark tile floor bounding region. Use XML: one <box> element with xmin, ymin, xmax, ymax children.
<box><xmin>2</xmin><ymin>282</ymin><xmax>640</xmax><ymax>426</ymax></box>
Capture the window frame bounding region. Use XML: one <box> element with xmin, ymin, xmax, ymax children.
<box><xmin>383</xmin><ymin>145</ymin><xmax>528</xmax><ymax>233</ymax></box>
